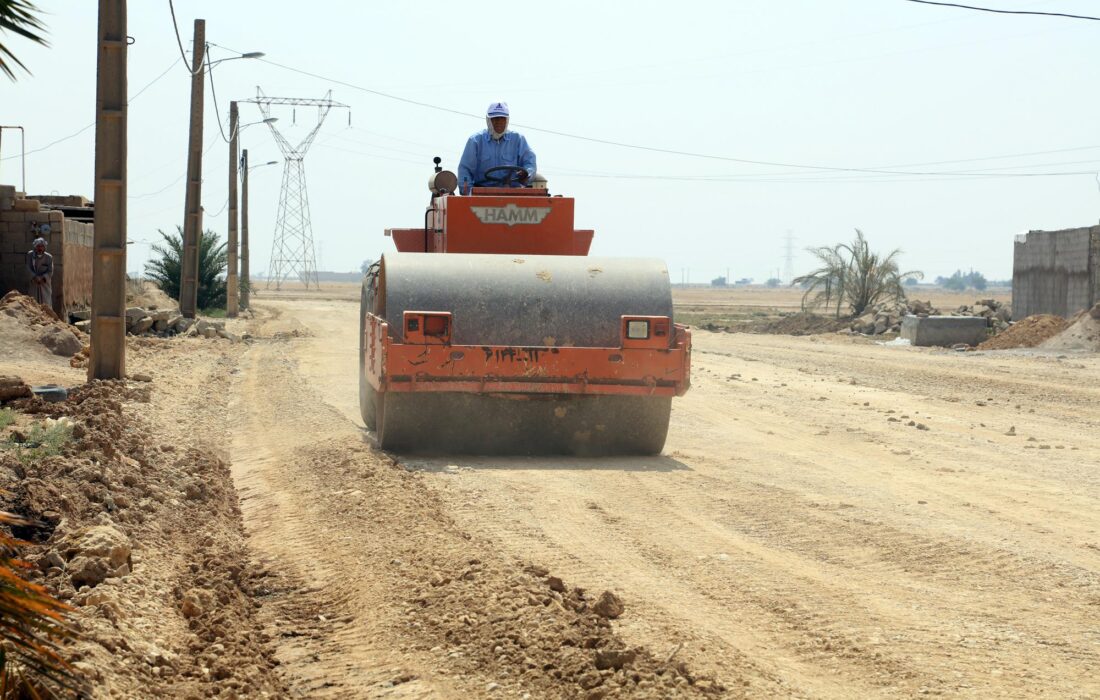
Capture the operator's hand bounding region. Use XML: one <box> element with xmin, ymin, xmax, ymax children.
<box><xmin>516</xmin><ymin>170</ymin><xmax>530</xmax><ymax>183</ymax></box>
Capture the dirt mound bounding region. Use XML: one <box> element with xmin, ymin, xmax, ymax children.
<box><xmin>0</xmin><ymin>291</ymin><xmax>85</xmax><ymax>357</ymax></box>
<box><xmin>1041</xmin><ymin>303</ymin><xmax>1100</xmax><ymax>351</ymax></box>
<box><xmin>127</xmin><ymin>280</ymin><xmax>179</xmax><ymax>313</ymax></box>
<box><xmin>744</xmin><ymin>312</ymin><xmax>851</xmax><ymax>336</ymax></box>
<box><xmin>0</xmin><ymin>380</ymin><xmax>285</xmax><ymax>697</ymax></box>
<box><xmin>413</xmin><ymin>560</ymin><xmax>724</xmax><ymax>697</ymax></box>
<box><xmin>978</xmin><ymin>314</ymin><xmax>1068</xmax><ymax>350</ymax></box>
<box><xmin>1</xmin><ymin>289</ymin><xmax>61</xmax><ymax>324</ymax></box>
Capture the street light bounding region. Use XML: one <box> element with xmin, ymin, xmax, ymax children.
<box><xmin>227</xmin><ymin>108</ymin><xmax>276</xmax><ymax>316</ymax></box>
<box><xmin>239</xmin><ymin>151</ymin><xmax>278</xmax><ymax>311</ymax></box>
<box><xmin>179</xmin><ymin>28</ymin><xmax>264</xmax><ymax>318</ymax></box>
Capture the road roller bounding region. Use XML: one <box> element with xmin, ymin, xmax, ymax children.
<box><xmin>359</xmin><ymin>159</ymin><xmax>691</xmax><ymax>455</ymax></box>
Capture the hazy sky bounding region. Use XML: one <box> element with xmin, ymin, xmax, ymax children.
<box><xmin>3</xmin><ymin>1</ymin><xmax>1099</xmax><ymax>283</ymax></box>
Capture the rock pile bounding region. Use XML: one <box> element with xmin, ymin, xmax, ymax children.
<box><xmin>848</xmin><ymin>298</ymin><xmax>1013</xmax><ymax>336</ymax></box>
<box><xmin>0</xmin><ymin>381</ymin><xmax>285</xmax><ymax>696</ymax></box>
<box><xmin>69</xmin><ymin>307</ymin><xmax>244</xmax><ymax>341</ymax></box>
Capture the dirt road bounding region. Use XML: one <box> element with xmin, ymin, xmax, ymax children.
<box><xmin>231</xmin><ymin>295</ymin><xmax>1100</xmax><ymax>698</ymax></box>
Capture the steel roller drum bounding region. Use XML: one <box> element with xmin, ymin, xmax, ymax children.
<box><xmin>364</xmin><ymin>253</ymin><xmax>675</xmax><ymax>455</ymax></box>
<box><xmin>378</xmin><ymin>253</ymin><xmax>674</xmax><ymax>347</ymax></box>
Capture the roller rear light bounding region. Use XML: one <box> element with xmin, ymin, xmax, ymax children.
<box><xmin>404</xmin><ymin>311</ymin><xmax>452</xmax><ymax>344</ymax></box>
<box><xmin>621</xmin><ymin>315</ymin><xmax>671</xmax><ymax>348</ymax></box>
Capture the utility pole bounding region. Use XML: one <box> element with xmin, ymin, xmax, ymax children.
<box><xmin>227</xmin><ymin>100</ymin><xmax>239</xmax><ymax>317</ymax></box>
<box><xmin>179</xmin><ymin>19</ymin><xmax>205</xmax><ymax>318</ymax></box>
<box><xmin>783</xmin><ymin>230</ymin><xmax>796</xmax><ymax>284</ymax></box>
<box><xmin>240</xmin><ymin>148</ymin><xmax>250</xmax><ymax>310</ymax></box>
<box><xmin>90</xmin><ymin>0</ymin><xmax>127</xmax><ymax>379</ymax></box>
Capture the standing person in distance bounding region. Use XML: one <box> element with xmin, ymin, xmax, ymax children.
<box><xmin>26</xmin><ymin>236</ymin><xmax>53</xmax><ymax>309</ymax></box>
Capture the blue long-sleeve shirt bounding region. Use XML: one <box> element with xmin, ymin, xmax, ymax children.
<box><xmin>458</xmin><ymin>130</ymin><xmax>536</xmax><ymax>191</ymax></box>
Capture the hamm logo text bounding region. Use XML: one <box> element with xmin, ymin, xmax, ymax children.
<box><xmin>471</xmin><ymin>205</ymin><xmax>552</xmax><ymax>227</ymax></box>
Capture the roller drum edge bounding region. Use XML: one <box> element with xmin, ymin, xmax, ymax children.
<box><xmin>376</xmin><ymin>392</ymin><xmax>671</xmax><ymax>456</ymax></box>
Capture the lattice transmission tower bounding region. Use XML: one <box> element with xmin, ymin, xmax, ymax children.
<box><xmin>243</xmin><ymin>88</ymin><xmax>349</xmax><ymax>289</ymax></box>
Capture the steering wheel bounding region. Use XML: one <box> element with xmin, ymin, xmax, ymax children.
<box><xmin>483</xmin><ymin>165</ymin><xmax>528</xmax><ymax>187</ymax></box>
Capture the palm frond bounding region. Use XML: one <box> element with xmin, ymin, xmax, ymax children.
<box><xmin>0</xmin><ymin>0</ymin><xmax>48</xmax><ymax>80</ymax></box>
<box><xmin>143</xmin><ymin>226</ymin><xmax>228</xmax><ymax>311</ymax></box>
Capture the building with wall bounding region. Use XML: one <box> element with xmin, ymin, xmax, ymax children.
<box><xmin>1012</xmin><ymin>226</ymin><xmax>1100</xmax><ymax>319</ymax></box>
<box><xmin>0</xmin><ymin>184</ymin><xmax>93</xmax><ymax>315</ymax></box>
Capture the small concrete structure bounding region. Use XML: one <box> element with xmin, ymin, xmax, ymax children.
<box><xmin>901</xmin><ymin>315</ymin><xmax>988</xmax><ymax>347</ymax></box>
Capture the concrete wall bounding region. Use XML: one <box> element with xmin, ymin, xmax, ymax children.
<box><xmin>1012</xmin><ymin>226</ymin><xmax>1099</xmax><ymax>319</ymax></box>
<box><xmin>0</xmin><ymin>184</ymin><xmax>94</xmax><ymax>315</ymax></box>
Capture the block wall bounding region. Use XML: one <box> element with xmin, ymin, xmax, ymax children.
<box><xmin>1012</xmin><ymin>226</ymin><xmax>1098</xmax><ymax>319</ymax></box>
<box><xmin>0</xmin><ymin>184</ymin><xmax>94</xmax><ymax>315</ymax></box>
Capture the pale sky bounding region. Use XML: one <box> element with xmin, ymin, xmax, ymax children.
<box><xmin>3</xmin><ymin>1</ymin><xmax>1099</xmax><ymax>284</ymax></box>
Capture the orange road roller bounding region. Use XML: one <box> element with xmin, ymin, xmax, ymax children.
<box><xmin>359</xmin><ymin>159</ymin><xmax>691</xmax><ymax>455</ymax></box>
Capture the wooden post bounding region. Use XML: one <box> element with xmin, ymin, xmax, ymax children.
<box><xmin>90</xmin><ymin>0</ymin><xmax>127</xmax><ymax>380</ymax></box>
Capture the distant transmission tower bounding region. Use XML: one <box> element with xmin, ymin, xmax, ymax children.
<box><xmin>783</xmin><ymin>230</ymin><xmax>796</xmax><ymax>284</ymax></box>
<box><xmin>244</xmin><ymin>88</ymin><xmax>349</xmax><ymax>289</ymax></box>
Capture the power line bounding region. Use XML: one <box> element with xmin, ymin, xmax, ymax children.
<box><xmin>167</xmin><ymin>0</ymin><xmax>204</xmax><ymax>75</ymax></box>
<box><xmin>1</xmin><ymin>56</ymin><xmax>180</xmax><ymax>162</ymax></box>
<box><xmin>212</xmin><ymin>45</ymin><xmax>1095</xmax><ymax>180</ymax></box>
<box><xmin>904</xmin><ymin>0</ymin><xmax>1100</xmax><ymax>21</ymax></box>
<box><xmin>206</xmin><ymin>50</ymin><xmax>232</xmax><ymax>144</ymax></box>
<box><xmin>129</xmin><ymin>132</ymin><xmax>220</xmax><ymax>199</ymax></box>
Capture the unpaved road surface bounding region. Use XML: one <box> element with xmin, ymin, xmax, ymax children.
<box><xmin>232</xmin><ymin>295</ymin><xmax>1100</xmax><ymax>698</ymax></box>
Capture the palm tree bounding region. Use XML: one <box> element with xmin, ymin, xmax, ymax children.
<box><xmin>144</xmin><ymin>226</ymin><xmax>229</xmax><ymax>311</ymax></box>
<box><xmin>0</xmin><ymin>511</ymin><xmax>85</xmax><ymax>698</ymax></box>
<box><xmin>0</xmin><ymin>1</ymin><xmax>47</xmax><ymax>80</ymax></box>
<box><xmin>794</xmin><ymin>229</ymin><xmax>922</xmax><ymax>317</ymax></box>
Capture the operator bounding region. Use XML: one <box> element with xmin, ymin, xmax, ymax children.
<box><xmin>458</xmin><ymin>102</ymin><xmax>537</xmax><ymax>194</ymax></box>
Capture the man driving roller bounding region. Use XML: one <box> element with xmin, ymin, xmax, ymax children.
<box><xmin>458</xmin><ymin>101</ymin><xmax>537</xmax><ymax>194</ymax></box>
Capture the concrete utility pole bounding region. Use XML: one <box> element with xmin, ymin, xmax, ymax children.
<box><xmin>179</xmin><ymin>19</ymin><xmax>205</xmax><ymax>318</ymax></box>
<box><xmin>227</xmin><ymin>101</ymin><xmax>239</xmax><ymax>316</ymax></box>
<box><xmin>90</xmin><ymin>0</ymin><xmax>127</xmax><ymax>380</ymax></box>
<box><xmin>240</xmin><ymin>148</ymin><xmax>250</xmax><ymax>310</ymax></box>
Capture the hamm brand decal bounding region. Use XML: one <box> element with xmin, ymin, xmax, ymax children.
<box><xmin>470</xmin><ymin>204</ymin><xmax>552</xmax><ymax>227</ymax></box>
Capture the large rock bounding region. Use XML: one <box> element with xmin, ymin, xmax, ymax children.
<box><xmin>173</xmin><ymin>317</ymin><xmax>194</xmax><ymax>333</ymax></box>
<box><xmin>130</xmin><ymin>317</ymin><xmax>155</xmax><ymax>334</ymax></box>
<box><xmin>39</xmin><ymin>326</ymin><xmax>84</xmax><ymax>356</ymax></box>
<box><xmin>0</xmin><ymin>375</ymin><xmax>31</xmax><ymax>402</ymax></box>
<box><xmin>125</xmin><ymin>307</ymin><xmax>147</xmax><ymax>323</ymax></box>
<box><xmin>592</xmin><ymin>590</ymin><xmax>625</xmax><ymax>619</ymax></box>
<box><xmin>65</xmin><ymin>525</ymin><xmax>132</xmax><ymax>588</ymax></box>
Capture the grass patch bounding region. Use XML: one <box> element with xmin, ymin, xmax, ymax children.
<box><xmin>2</xmin><ymin>419</ymin><xmax>73</xmax><ymax>464</ymax></box>
<box><xmin>201</xmin><ymin>307</ymin><xmax>227</xmax><ymax>318</ymax></box>
<box><xmin>0</xmin><ymin>408</ymin><xmax>14</xmax><ymax>430</ymax></box>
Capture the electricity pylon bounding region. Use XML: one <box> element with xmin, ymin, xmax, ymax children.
<box><xmin>244</xmin><ymin>88</ymin><xmax>349</xmax><ymax>289</ymax></box>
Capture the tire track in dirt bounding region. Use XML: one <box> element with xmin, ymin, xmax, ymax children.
<box><xmin>229</xmin><ymin>303</ymin><xmax>727</xmax><ymax>698</ymax></box>
<box><xmin>249</xmin><ymin>296</ymin><xmax>1100</xmax><ymax>699</ymax></box>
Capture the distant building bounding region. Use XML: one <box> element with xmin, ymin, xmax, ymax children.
<box><xmin>0</xmin><ymin>185</ymin><xmax>93</xmax><ymax>314</ymax></box>
<box><xmin>1012</xmin><ymin>226</ymin><xmax>1100</xmax><ymax>318</ymax></box>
